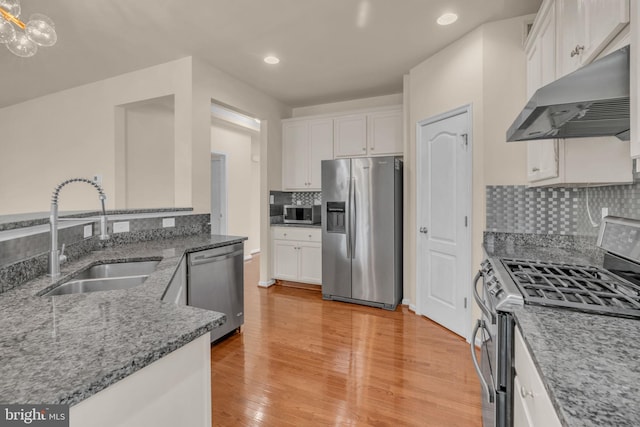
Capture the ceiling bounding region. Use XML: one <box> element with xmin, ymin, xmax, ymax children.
<box><xmin>0</xmin><ymin>0</ymin><xmax>542</xmax><ymax>109</ymax></box>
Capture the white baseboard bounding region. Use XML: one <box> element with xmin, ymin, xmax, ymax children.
<box><xmin>250</xmin><ymin>248</ymin><xmax>260</xmax><ymax>255</ymax></box>
<box><xmin>243</xmin><ymin>255</ymin><xmax>253</xmax><ymax>261</ymax></box>
<box><xmin>258</xmin><ymin>279</ymin><xmax>275</xmax><ymax>288</ymax></box>
<box><xmin>402</xmin><ymin>299</ymin><xmax>417</xmax><ymax>312</ymax></box>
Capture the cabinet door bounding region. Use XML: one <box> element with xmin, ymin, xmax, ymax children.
<box><xmin>513</xmin><ymin>376</ymin><xmax>535</xmax><ymax>427</ymax></box>
<box><xmin>515</xmin><ymin>329</ymin><xmax>563</xmax><ymax>427</ymax></box>
<box><xmin>367</xmin><ymin>110</ymin><xmax>402</xmax><ymax>156</ymax></box>
<box><xmin>282</xmin><ymin>121</ymin><xmax>310</xmax><ymax>190</ymax></box>
<box><xmin>526</xmin><ymin>4</ymin><xmax>559</xmax><ymax>184</ymax></box>
<box><xmin>581</xmin><ymin>0</ymin><xmax>629</xmax><ymax>64</ymax></box>
<box><xmin>298</xmin><ymin>242</ymin><xmax>322</xmax><ymax>284</ymax></box>
<box><xmin>556</xmin><ymin>0</ymin><xmax>582</xmax><ymax>77</ymax></box>
<box><xmin>308</xmin><ymin>119</ymin><xmax>333</xmax><ymax>189</ymax></box>
<box><xmin>273</xmin><ymin>240</ymin><xmax>299</xmax><ymax>281</ymax></box>
<box><xmin>528</xmin><ymin>140</ymin><xmax>559</xmax><ymax>182</ymax></box>
<box><xmin>334</xmin><ymin>114</ymin><xmax>367</xmax><ymax>157</ymax></box>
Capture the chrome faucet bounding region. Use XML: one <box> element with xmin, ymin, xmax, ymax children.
<box><xmin>48</xmin><ymin>178</ymin><xmax>110</xmax><ymax>278</ymax></box>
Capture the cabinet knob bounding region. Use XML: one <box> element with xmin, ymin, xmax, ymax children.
<box><xmin>570</xmin><ymin>45</ymin><xmax>584</xmax><ymax>58</ymax></box>
<box><xmin>371</xmin><ymin>147</ymin><xmax>375</xmax><ymax>150</ymax></box>
<box><xmin>531</xmin><ymin>167</ymin><xmax>540</xmax><ymax>172</ymax></box>
<box><xmin>362</xmin><ymin>147</ymin><xmax>366</xmax><ymax>151</ymax></box>
<box><xmin>520</xmin><ymin>386</ymin><xmax>534</xmax><ymax>399</ymax></box>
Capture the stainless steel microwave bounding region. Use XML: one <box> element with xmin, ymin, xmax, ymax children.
<box><xmin>284</xmin><ymin>205</ymin><xmax>321</xmax><ymax>224</ymax></box>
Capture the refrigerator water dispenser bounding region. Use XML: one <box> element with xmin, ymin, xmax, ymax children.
<box><xmin>326</xmin><ymin>202</ymin><xmax>346</xmax><ymax>233</ymax></box>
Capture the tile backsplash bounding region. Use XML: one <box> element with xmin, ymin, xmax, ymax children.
<box><xmin>486</xmin><ymin>164</ymin><xmax>640</xmax><ymax>237</ymax></box>
<box><xmin>0</xmin><ymin>213</ymin><xmax>210</xmax><ymax>294</ymax></box>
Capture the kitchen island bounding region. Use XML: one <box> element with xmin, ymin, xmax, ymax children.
<box><xmin>0</xmin><ymin>234</ymin><xmax>246</xmax><ymax>426</ymax></box>
<box><xmin>484</xmin><ymin>232</ymin><xmax>640</xmax><ymax>427</ymax></box>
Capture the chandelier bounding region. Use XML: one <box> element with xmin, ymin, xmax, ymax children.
<box><xmin>0</xmin><ymin>0</ymin><xmax>56</xmax><ymax>57</ymax></box>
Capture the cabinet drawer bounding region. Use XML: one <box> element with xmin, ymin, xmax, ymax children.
<box><xmin>514</xmin><ymin>328</ymin><xmax>562</xmax><ymax>427</ymax></box>
<box><xmin>272</xmin><ymin>227</ymin><xmax>321</xmax><ymax>242</ymax></box>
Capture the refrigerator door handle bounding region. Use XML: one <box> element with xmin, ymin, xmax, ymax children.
<box><xmin>346</xmin><ymin>177</ymin><xmax>352</xmax><ymax>258</ymax></box>
<box><xmin>350</xmin><ymin>177</ymin><xmax>356</xmax><ymax>259</ymax></box>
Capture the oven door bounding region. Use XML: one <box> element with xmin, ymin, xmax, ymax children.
<box><xmin>471</xmin><ymin>271</ymin><xmax>499</xmax><ymax>427</ymax></box>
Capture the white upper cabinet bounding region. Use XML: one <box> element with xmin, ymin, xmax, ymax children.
<box><xmin>367</xmin><ymin>109</ymin><xmax>403</xmax><ymax>156</ymax></box>
<box><xmin>282</xmin><ymin>106</ymin><xmax>403</xmax><ymax>190</ymax></box>
<box><xmin>334</xmin><ymin>114</ymin><xmax>368</xmax><ymax>157</ymax></box>
<box><xmin>557</xmin><ymin>0</ymin><xmax>629</xmax><ymax>77</ymax></box>
<box><xmin>282</xmin><ymin>118</ymin><xmax>333</xmax><ymax>191</ymax></box>
<box><xmin>334</xmin><ymin>107</ymin><xmax>403</xmax><ymax>158</ymax></box>
<box><xmin>631</xmin><ymin>1</ymin><xmax>640</xmax><ymax>158</ymax></box>
<box><xmin>309</xmin><ymin>119</ymin><xmax>334</xmax><ymax>188</ymax></box>
<box><xmin>523</xmin><ymin>0</ymin><xmax>632</xmax><ymax>186</ymax></box>
<box><xmin>525</xmin><ymin>1</ymin><xmax>560</xmax><ymax>182</ymax></box>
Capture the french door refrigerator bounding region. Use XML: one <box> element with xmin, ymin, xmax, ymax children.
<box><xmin>321</xmin><ymin>156</ymin><xmax>403</xmax><ymax>310</ymax></box>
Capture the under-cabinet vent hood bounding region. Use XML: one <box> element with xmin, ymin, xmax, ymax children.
<box><xmin>506</xmin><ymin>46</ymin><xmax>630</xmax><ymax>142</ymax></box>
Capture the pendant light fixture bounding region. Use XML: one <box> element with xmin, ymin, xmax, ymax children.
<box><xmin>0</xmin><ymin>0</ymin><xmax>56</xmax><ymax>57</ymax></box>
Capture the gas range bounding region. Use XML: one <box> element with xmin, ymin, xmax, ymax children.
<box><xmin>473</xmin><ymin>217</ymin><xmax>640</xmax><ymax>427</ymax></box>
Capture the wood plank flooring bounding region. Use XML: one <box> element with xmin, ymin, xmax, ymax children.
<box><xmin>211</xmin><ymin>255</ymin><xmax>482</xmax><ymax>426</ymax></box>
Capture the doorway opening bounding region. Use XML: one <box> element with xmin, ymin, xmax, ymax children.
<box><xmin>210</xmin><ymin>153</ymin><xmax>228</xmax><ymax>235</ymax></box>
<box><xmin>210</xmin><ymin>102</ymin><xmax>261</xmax><ymax>258</ymax></box>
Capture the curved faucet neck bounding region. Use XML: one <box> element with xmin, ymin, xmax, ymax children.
<box><xmin>48</xmin><ymin>178</ymin><xmax>109</xmax><ymax>278</ymax></box>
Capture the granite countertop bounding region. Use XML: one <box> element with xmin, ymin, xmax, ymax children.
<box><xmin>514</xmin><ymin>305</ymin><xmax>640</xmax><ymax>427</ymax></box>
<box><xmin>0</xmin><ymin>233</ymin><xmax>246</xmax><ymax>406</ymax></box>
<box><xmin>483</xmin><ymin>232</ymin><xmax>640</xmax><ymax>427</ymax></box>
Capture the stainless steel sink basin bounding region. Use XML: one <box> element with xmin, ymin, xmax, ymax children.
<box><xmin>41</xmin><ymin>260</ymin><xmax>161</xmax><ymax>296</ymax></box>
<box><xmin>73</xmin><ymin>260</ymin><xmax>160</xmax><ymax>280</ymax></box>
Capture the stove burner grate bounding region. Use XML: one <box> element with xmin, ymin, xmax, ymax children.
<box><xmin>501</xmin><ymin>258</ymin><xmax>640</xmax><ymax>319</ymax></box>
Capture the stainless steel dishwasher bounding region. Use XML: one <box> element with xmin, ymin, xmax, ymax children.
<box><xmin>187</xmin><ymin>242</ymin><xmax>244</xmax><ymax>342</ymax></box>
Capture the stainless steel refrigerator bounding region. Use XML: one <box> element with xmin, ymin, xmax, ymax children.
<box><xmin>321</xmin><ymin>156</ymin><xmax>402</xmax><ymax>310</ymax></box>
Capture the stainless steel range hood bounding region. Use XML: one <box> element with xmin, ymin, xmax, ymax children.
<box><xmin>506</xmin><ymin>46</ymin><xmax>630</xmax><ymax>142</ymax></box>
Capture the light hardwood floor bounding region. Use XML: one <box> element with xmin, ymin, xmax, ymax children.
<box><xmin>210</xmin><ymin>255</ymin><xmax>482</xmax><ymax>426</ymax></box>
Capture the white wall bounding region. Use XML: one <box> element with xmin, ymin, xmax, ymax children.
<box><xmin>291</xmin><ymin>93</ymin><xmax>403</xmax><ymax>117</ymax></box>
<box><xmin>0</xmin><ymin>55</ymin><xmax>289</xmax><ymax>284</ymax></box>
<box><xmin>0</xmin><ymin>57</ymin><xmax>192</xmax><ymax>214</ymax></box>
<box><xmin>210</xmin><ymin>121</ymin><xmax>260</xmax><ymax>255</ymax></box>
<box><xmin>125</xmin><ymin>96</ymin><xmax>176</xmax><ymax>208</ymax></box>
<box><xmin>406</xmin><ymin>16</ymin><xmax>529</xmax><ymax>328</ymax></box>
<box><xmin>191</xmin><ymin>58</ymin><xmax>291</xmax><ymax>284</ymax></box>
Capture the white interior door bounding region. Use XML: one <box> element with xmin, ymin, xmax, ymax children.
<box><xmin>210</xmin><ymin>154</ymin><xmax>227</xmax><ymax>235</ymax></box>
<box><xmin>417</xmin><ymin>107</ymin><xmax>471</xmax><ymax>339</ymax></box>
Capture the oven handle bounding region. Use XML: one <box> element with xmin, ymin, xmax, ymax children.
<box><xmin>470</xmin><ymin>319</ymin><xmax>495</xmax><ymax>403</ymax></box>
<box><xmin>473</xmin><ymin>271</ymin><xmax>495</xmax><ymax>323</ymax></box>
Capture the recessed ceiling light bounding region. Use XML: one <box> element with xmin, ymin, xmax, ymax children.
<box><xmin>437</xmin><ymin>13</ymin><xmax>458</xmax><ymax>26</ymax></box>
<box><xmin>264</xmin><ymin>56</ymin><xmax>280</xmax><ymax>65</ymax></box>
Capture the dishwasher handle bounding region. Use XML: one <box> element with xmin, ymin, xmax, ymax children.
<box><xmin>190</xmin><ymin>248</ymin><xmax>244</xmax><ymax>266</ymax></box>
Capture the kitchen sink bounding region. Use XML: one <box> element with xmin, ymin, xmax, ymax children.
<box><xmin>73</xmin><ymin>260</ymin><xmax>160</xmax><ymax>280</ymax></box>
<box><xmin>41</xmin><ymin>260</ymin><xmax>160</xmax><ymax>296</ymax></box>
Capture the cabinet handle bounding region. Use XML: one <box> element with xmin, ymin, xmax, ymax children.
<box><xmin>362</xmin><ymin>147</ymin><xmax>366</xmax><ymax>151</ymax></box>
<box><xmin>520</xmin><ymin>386</ymin><xmax>534</xmax><ymax>399</ymax></box>
<box><xmin>531</xmin><ymin>167</ymin><xmax>540</xmax><ymax>172</ymax></box>
<box><xmin>371</xmin><ymin>147</ymin><xmax>375</xmax><ymax>150</ymax></box>
<box><xmin>570</xmin><ymin>45</ymin><xmax>584</xmax><ymax>58</ymax></box>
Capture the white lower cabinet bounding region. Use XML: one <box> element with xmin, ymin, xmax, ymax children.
<box><xmin>514</xmin><ymin>328</ymin><xmax>562</xmax><ymax>427</ymax></box>
<box><xmin>70</xmin><ymin>334</ymin><xmax>211</xmax><ymax>427</ymax></box>
<box><xmin>272</xmin><ymin>226</ymin><xmax>322</xmax><ymax>284</ymax></box>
